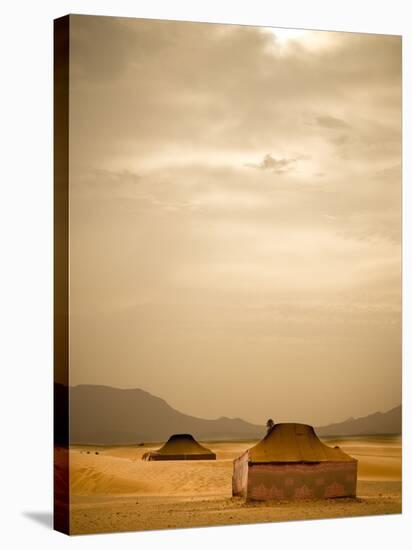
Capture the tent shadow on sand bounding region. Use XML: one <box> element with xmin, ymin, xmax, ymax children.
<box><xmin>142</xmin><ymin>433</ymin><xmax>216</xmax><ymax>461</ymax></box>
<box><xmin>233</xmin><ymin>423</ymin><xmax>358</xmax><ymax>501</ymax></box>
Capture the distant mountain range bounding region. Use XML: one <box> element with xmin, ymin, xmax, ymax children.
<box><xmin>316</xmin><ymin>405</ymin><xmax>401</xmax><ymax>437</ymax></box>
<box><xmin>55</xmin><ymin>383</ymin><xmax>401</xmax><ymax>445</ymax></box>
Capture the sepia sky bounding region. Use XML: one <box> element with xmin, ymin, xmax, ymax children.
<box><xmin>68</xmin><ymin>15</ymin><xmax>401</xmax><ymax>426</ymax></box>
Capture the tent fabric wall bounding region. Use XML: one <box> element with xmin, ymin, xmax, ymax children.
<box><xmin>143</xmin><ymin>452</ymin><xmax>216</xmax><ymax>461</ymax></box>
<box><xmin>232</xmin><ymin>452</ymin><xmax>249</xmax><ymax>497</ymax></box>
<box><xmin>243</xmin><ymin>460</ymin><xmax>357</xmax><ymax>500</ymax></box>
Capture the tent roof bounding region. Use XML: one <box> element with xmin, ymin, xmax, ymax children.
<box><xmin>247</xmin><ymin>423</ymin><xmax>356</xmax><ymax>463</ymax></box>
<box><xmin>152</xmin><ymin>434</ymin><xmax>215</xmax><ymax>456</ymax></box>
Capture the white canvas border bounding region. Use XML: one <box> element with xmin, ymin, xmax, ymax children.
<box><xmin>0</xmin><ymin>1</ymin><xmax>409</xmax><ymax>549</ymax></box>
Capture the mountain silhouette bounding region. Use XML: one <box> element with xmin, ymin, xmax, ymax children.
<box><xmin>65</xmin><ymin>384</ymin><xmax>264</xmax><ymax>444</ymax></box>
<box><xmin>55</xmin><ymin>384</ymin><xmax>401</xmax><ymax>444</ymax></box>
<box><xmin>316</xmin><ymin>405</ymin><xmax>401</xmax><ymax>437</ymax></box>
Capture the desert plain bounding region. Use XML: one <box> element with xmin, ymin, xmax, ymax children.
<box><xmin>62</xmin><ymin>435</ymin><xmax>401</xmax><ymax>535</ymax></box>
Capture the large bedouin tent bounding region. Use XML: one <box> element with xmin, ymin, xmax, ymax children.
<box><xmin>232</xmin><ymin>423</ymin><xmax>357</xmax><ymax>500</ymax></box>
<box><xmin>142</xmin><ymin>434</ymin><xmax>216</xmax><ymax>461</ymax></box>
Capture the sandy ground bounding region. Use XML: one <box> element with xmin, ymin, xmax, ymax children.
<box><xmin>65</xmin><ymin>436</ymin><xmax>401</xmax><ymax>535</ymax></box>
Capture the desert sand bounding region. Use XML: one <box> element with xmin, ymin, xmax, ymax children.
<box><xmin>66</xmin><ymin>435</ymin><xmax>401</xmax><ymax>535</ymax></box>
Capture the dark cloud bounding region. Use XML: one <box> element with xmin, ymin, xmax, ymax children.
<box><xmin>252</xmin><ymin>154</ymin><xmax>298</xmax><ymax>174</ymax></box>
<box><xmin>316</xmin><ymin>115</ymin><xmax>349</xmax><ymax>129</ymax></box>
<box><xmin>331</xmin><ymin>134</ymin><xmax>350</xmax><ymax>146</ymax></box>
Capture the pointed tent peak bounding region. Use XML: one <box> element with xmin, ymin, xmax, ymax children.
<box><xmin>248</xmin><ymin>422</ymin><xmax>356</xmax><ymax>463</ymax></box>
<box><xmin>263</xmin><ymin>422</ymin><xmax>317</xmax><ymax>439</ymax></box>
<box><xmin>167</xmin><ymin>433</ymin><xmax>196</xmax><ymax>442</ymax></box>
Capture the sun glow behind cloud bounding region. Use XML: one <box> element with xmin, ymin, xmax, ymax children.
<box><xmin>265</xmin><ymin>27</ymin><xmax>336</xmax><ymax>52</ymax></box>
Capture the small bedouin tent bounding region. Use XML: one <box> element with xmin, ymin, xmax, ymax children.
<box><xmin>142</xmin><ymin>433</ymin><xmax>216</xmax><ymax>461</ymax></box>
<box><xmin>233</xmin><ymin>423</ymin><xmax>357</xmax><ymax>500</ymax></box>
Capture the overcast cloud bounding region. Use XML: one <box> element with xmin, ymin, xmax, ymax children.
<box><xmin>68</xmin><ymin>16</ymin><xmax>401</xmax><ymax>426</ymax></box>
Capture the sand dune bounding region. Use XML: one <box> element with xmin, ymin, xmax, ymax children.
<box><xmin>68</xmin><ymin>435</ymin><xmax>401</xmax><ymax>534</ymax></box>
<box><xmin>70</xmin><ymin>442</ymin><xmax>249</xmax><ymax>497</ymax></box>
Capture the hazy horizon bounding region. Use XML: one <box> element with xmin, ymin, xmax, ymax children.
<box><xmin>67</xmin><ymin>16</ymin><xmax>401</xmax><ymax>426</ymax></box>
<box><xmin>64</xmin><ymin>380</ymin><xmax>401</xmax><ymax>427</ymax></box>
